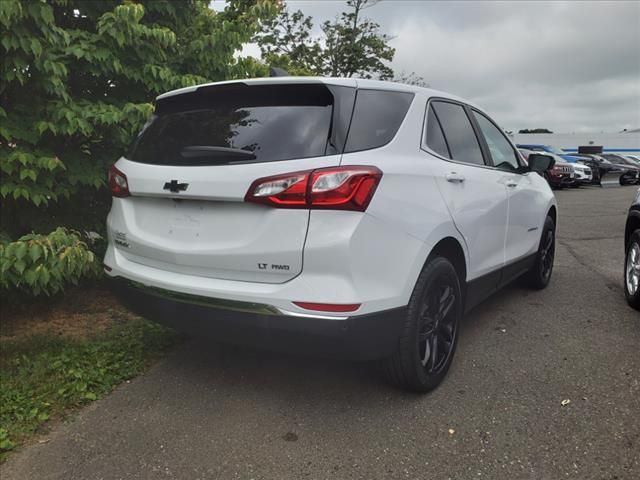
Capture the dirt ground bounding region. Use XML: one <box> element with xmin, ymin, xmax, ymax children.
<box><xmin>0</xmin><ymin>285</ymin><xmax>135</xmax><ymax>341</ymax></box>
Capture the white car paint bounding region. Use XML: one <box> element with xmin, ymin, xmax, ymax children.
<box><xmin>104</xmin><ymin>78</ymin><xmax>557</xmax><ymax>322</ymax></box>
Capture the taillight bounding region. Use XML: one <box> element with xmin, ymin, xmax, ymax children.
<box><xmin>248</xmin><ymin>171</ymin><xmax>308</xmax><ymax>207</ymax></box>
<box><xmin>108</xmin><ymin>165</ymin><xmax>130</xmax><ymax>198</ymax></box>
<box><xmin>245</xmin><ymin>166</ymin><xmax>382</xmax><ymax>211</ymax></box>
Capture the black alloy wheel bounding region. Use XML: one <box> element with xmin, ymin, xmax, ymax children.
<box><xmin>522</xmin><ymin>215</ymin><xmax>555</xmax><ymax>289</ymax></box>
<box><xmin>384</xmin><ymin>256</ymin><xmax>462</xmax><ymax>392</ymax></box>
<box><xmin>417</xmin><ymin>283</ymin><xmax>457</xmax><ymax>374</ymax></box>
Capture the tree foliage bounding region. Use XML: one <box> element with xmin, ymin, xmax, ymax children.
<box><xmin>256</xmin><ymin>0</ymin><xmax>395</xmax><ymax>79</ymax></box>
<box><xmin>392</xmin><ymin>70</ymin><xmax>430</xmax><ymax>88</ymax></box>
<box><xmin>0</xmin><ymin>0</ymin><xmax>277</xmax><ymax>238</ymax></box>
<box><xmin>256</xmin><ymin>8</ymin><xmax>320</xmax><ymax>76</ymax></box>
<box><xmin>0</xmin><ymin>227</ymin><xmax>101</xmax><ymax>296</ymax></box>
<box><xmin>319</xmin><ymin>0</ymin><xmax>394</xmax><ymax>79</ymax></box>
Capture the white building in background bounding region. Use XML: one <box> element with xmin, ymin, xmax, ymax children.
<box><xmin>510</xmin><ymin>130</ymin><xmax>640</xmax><ymax>153</ymax></box>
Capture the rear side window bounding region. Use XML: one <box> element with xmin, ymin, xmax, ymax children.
<box><xmin>431</xmin><ymin>101</ymin><xmax>485</xmax><ymax>165</ymax></box>
<box><xmin>129</xmin><ymin>84</ymin><xmax>355</xmax><ymax>166</ymax></box>
<box><xmin>425</xmin><ymin>105</ymin><xmax>450</xmax><ymax>158</ymax></box>
<box><xmin>345</xmin><ymin>90</ymin><xmax>414</xmax><ymax>153</ymax></box>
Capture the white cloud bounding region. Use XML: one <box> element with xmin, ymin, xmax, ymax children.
<box><xmin>280</xmin><ymin>0</ymin><xmax>640</xmax><ymax>133</ymax></box>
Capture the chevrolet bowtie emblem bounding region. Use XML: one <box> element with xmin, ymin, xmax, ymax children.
<box><xmin>163</xmin><ymin>180</ymin><xmax>189</xmax><ymax>193</ymax></box>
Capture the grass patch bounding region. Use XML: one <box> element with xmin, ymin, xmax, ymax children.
<box><xmin>0</xmin><ymin>318</ymin><xmax>175</xmax><ymax>460</ymax></box>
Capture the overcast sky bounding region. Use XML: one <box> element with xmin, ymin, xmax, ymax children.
<box><xmin>214</xmin><ymin>0</ymin><xmax>640</xmax><ymax>133</ymax></box>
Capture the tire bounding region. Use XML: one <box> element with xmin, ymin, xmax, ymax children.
<box><xmin>383</xmin><ymin>256</ymin><xmax>463</xmax><ymax>393</ymax></box>
<box><xmin>624</xmin><ymin>230</ymin><xmax>640</xmax><ymax>311</ymax></box>
<box><xmin>522</xmin><ymin>215</ymin><xmax>555</xmax><ymax>289</ymax></box>
<box><xmin>620</xmin><ymin>175</ymin><xmax>634</xmax><ymax>186</ymax></box>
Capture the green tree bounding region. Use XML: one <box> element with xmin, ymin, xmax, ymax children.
<box><xmin>0</xmin><ymin>0</ymin><xmax>276</xmax><ymax>295</ymax></box>
<box><xmin>319</xmin><ymin>0</ymin><xmax>394</xmax><ymax>79</ymax></box>
<box><xmin>0</xmin><ymin>0</ymin><xmax>276</xmax><ymax>238</ymax></box>
<box><xmin>256</xmin><ymin>0</ymin><xmax>395</xmax><ymax>79</ymax></box>
<box><xmin>254</xmin><ymin>8</ymin><xmax>319</xmax><ymax>76</ymax></box>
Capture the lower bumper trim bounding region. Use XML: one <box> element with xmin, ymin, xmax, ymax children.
<box><xmin>110</xmin><ymin>277</ymin><xmax>406</xmax><ymax>360</ymax></box>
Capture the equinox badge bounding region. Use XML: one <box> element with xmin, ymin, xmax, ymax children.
<box><xmin>164</xmin><ymin>180</ymin><xmax>189</xmax><ymax>193</ymax></box>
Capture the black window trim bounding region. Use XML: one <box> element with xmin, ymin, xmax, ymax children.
<box><xmin>421</xmin><ymin>97</ymin><xmax>527</xmax><ymax>174</ymax></box>
<box><xmin>468</xmin><ymin>107</ymin><xmax>526</xmax><ymax>173</ymax></box>
<box><xmin>420</xmin><ymin>97</ymin><xmax>492</xmax><ymax>169</ymax></box>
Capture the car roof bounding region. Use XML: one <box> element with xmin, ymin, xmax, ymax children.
<box><xmin>156</xmin><ymin>76</ymin><xmax>476</xmax><ymax>107</ymax></box>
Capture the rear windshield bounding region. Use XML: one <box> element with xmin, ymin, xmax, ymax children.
<box><xmin>129</xmin><ymin>84</ymin><xmax>354</xmax><ymax>166</ymax></box>
<box><xmin>128</xmin><ymin>83</ymin><xmax>413</xmax><ymax>166</ymax></box>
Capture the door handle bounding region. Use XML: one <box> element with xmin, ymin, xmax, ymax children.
<box><xmin>506</xmin><ymin>181</ymin><xmax>518</xmax><ymax>188</ymax></box>
<box><xmin>445</xmin><ymin>172</ymin><xmax>465</xmax><ymax>183</ymax></box>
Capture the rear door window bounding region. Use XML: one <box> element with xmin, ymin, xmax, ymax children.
<box><xmin>431</xmin><ymin>101</ymin><xmax>485</xmax><ymax>166</ymax></box>
<box><xmin>345</xmin><ymin>90</ymin><xmax>414</xmax><ymax>152</ymax></box>
<box><xmin>128</xmin><ymin>83</ymin><xmax>355</xmax><ymax>166</ymax></box>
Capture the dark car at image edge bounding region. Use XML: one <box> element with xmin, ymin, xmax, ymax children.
<box><xmin>625</xmin><ymin>188</ymin><xmax>640</xmax><ymax>310</ymax></box>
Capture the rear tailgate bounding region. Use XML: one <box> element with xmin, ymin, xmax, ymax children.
<box><xmin>109</xmin><ymin>81</ymin><xmax>356</xmax><ymax>284</ymax></box>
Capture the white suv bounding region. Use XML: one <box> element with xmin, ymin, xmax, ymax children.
<box><xmin>104</xmin><ymin>78</ymin><xmax>557</xmax><ymax>392</ymax></box>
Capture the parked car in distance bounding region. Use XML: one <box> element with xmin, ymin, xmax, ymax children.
<box><xmin>566</xmin><ymin>153</ymin><xmax>602</xmax><ymax>184</ymax></box>
<box><xmin>624</xmin><ymin>188</ymin><xmax>640</xmax><ymax>310</ymax></box>
<box><xmin>602</xmin><ymin>153</ymin><xmax>633</xmax><ymax>164</ymax></box>
<box><xmin>104</xmin><ymin>78</ymin><xmax>559</xmax><ymax>392</ymax></box>
<box><xmin>520</xmin><ymin>149</ymin><xmax>574</xmax><ymax>188</ymax></box>
<box><xmin>571</xmin><ymin>162</ymin><xmax>593</xmax><ymax>186</ymax></box>
<box><xmin>579</xmin><ymin>154</ymin><xmax>635</xmax><ymax>185</ymax></box>
<box><xmin>516</xmin><ymin>143</ymin><xmax>587</xmax><ymax>164</ymax></box>
<box><xmin>603</xmin><ymin>154</ymin><xmax>640</xmax><ymax>185</ymax></box>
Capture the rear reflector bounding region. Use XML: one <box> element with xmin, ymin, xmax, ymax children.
<box><xmin>293</xmin><ymin>301</ymin><xmax>361</xmax><ymax>313</ymax></box>
<box><xmin>245</xmin><ymin>165</ymin><xmax>382</xmax><ymax>211</ymax></box>
<box><xmin>108</xmin><ymin>165</ymin><xmax>130</xmax><ymax>198</ymax></box>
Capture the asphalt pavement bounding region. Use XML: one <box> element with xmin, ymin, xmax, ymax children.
<box><xmin>2</xmin><ymin>185</ymin><xmax>639</xmax><ymax>480</ymax></box>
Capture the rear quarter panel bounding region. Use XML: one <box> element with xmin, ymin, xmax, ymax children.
<box><xmin>335</xmin><ymin>91</ymin><xmax>470</xmax><ymax>308</ymax></box>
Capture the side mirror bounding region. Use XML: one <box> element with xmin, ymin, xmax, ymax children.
<box><xmin>528</xmin><ymin>153</ymin><xmax>555</xmax><ymax>173</ymax></box>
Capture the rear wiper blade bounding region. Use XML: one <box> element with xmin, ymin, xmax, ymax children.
<box><xmin>180</xmin><ymin>146</ymin><xmax>256</xmax><ymax>161</ymax></box>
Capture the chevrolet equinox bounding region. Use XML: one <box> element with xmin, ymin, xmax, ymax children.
<box><xmin>105</xmin><ymin>78</ymin><xmax>558</xmax><ymax>392</ymax></box>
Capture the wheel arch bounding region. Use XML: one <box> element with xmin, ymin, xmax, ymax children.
<box><xmin>626</xmin><ymin>210</ymin><xmax>640</xmax><ymax>247</ymax></box>
<box><xmin>428</xmin><ymin>236</ymin><xmax>467</xmax><ymax>285</ymax></box>
<box><xmin>424</xmin><ymin>235</ymin><xmax>469</xmax><ymax>313</ymax></box>
<box><xmin>547</xmin><ymin>205</ymin><xmax>557</xmax><ymax>226</ymax></box>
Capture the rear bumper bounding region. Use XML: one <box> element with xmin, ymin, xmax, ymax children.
<box><xmin>110</xmin><ymin>277</ymin><xmax>406</xmax><ymax>360</ymax></box>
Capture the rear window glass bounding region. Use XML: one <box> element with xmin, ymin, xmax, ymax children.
<box><xmin>345</xmin><ymin>90</ymin><xmax>414</xmax><ymax>153</ymax></box>
<box><xmin>431</xmin><ymin>101</ymin><xmax>485</xmax><ymax>166</ymax></box>
<box><xmin>128</xmin><ymin>84</ymin><xmax>354</xmax><ymax>166</ymax></box>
